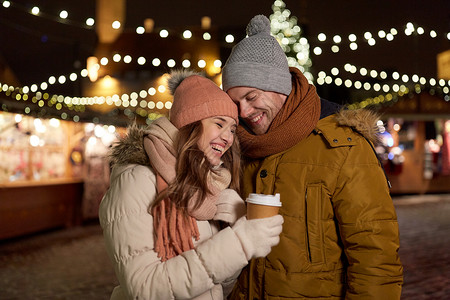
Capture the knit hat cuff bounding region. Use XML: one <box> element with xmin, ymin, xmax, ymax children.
<box><xmin>171</xmin><ymin>99</ymin><xmax>239</xmax><ymax>129</ymax></box>
<box><xmin>222</xmin><ymin>62</ymin><xmax>292</xmax><ymax>96</ymax></box>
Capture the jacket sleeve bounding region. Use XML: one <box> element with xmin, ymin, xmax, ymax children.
<box><xmin>99</xmin><ymin>165</ymin><xmax>248</xmax><ymax>300</ymax></box>
<box><xmin>333</xmin><ymin>140</ymin><xmax>403</xmax><ymax>300</ymax></box>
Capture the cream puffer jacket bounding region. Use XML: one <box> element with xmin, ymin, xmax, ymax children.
<box><xmin>99</xmin><ymin>126</ymin><xmax>248</xmax><ymax>300</ymax></box>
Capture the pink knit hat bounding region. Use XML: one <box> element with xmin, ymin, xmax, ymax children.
<box><xmin>168</xmin><ymin>70</ymin><xmax>238</xmax><ymax>129</ymax></box>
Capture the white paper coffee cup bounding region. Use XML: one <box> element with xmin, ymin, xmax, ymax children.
<box><xmin>246</xmin><ymin>193</ymin><xmax>282</xmax><ymax>219</ymax></box>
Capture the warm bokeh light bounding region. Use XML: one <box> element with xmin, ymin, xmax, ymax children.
<box><xmin>136</xmin><ymin>26</ymin><xmax>145</xmax><ymax>34</ymax></box>
<box><xmin>112</xmin><ymin>21</ymin><xmax>121</xmax><ymax>29</ymax></box>
<box><xmin>59</xmin><ymin>10</ymin><xmax>68</xmax><ymax>19</ymax></box>
<box><xmin>159</xmin><ymin>29</ymin><xmax>169</xmax><ymax>38</ymax></box>
<box><xmin>225</xmin><ymin>34</ymin><xmax>234</xmax><ymax>43</ymax></box>
<box><xmin>183</xmin><ymin>30</ymin><xmax>192</xmax><ymax>39</ymax></box>
<box><xmin>152</xmin><ymin>58</ymin><xmax>161</xmax><ymax>66</ymax></box>
<box><xmin>203</xmin><ymin>32</ymin><xmax>211</xmax><ymax>40</ymax></box>
<box><xmin>31</xmin><ymin>6</ymin><xmax>39</xmax><ymax>15</ymax></box>
<box><xmin>86</xmin><ymin>18</ymin><xmax>95</xmax><ymax>26</ymax></box>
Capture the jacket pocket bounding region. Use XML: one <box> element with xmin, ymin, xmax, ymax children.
<box><xmin>305</xmin><ymin>183</ymin><xmax>325</xmax><ymax>265</ymax></box>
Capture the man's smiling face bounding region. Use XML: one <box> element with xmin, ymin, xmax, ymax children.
<box><xmin>227</xmin><ymin>87</ymin><xmax>286</xmax><ymax>135</ymax></box>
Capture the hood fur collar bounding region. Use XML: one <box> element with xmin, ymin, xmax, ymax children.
<box><xmin>335</xmin><ymin>108</ymin><xmax>381</xmax><ymax>144</ymax></box>
<box><xmin>109</xmin><ymin>123</ymin><xmax>150</xmax><ymax>167</ymax></box>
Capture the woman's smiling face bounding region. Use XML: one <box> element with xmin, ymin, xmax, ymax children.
<box><xmin>197</xmin><ymin>116</ymin><xmax>237</xmax><ymax>166</ymax></box>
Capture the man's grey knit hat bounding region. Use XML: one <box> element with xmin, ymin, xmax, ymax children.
<box><xmin>222</xmin><ymin>14</ymin><xmax>292</xmax><ymax>96</ymax></box>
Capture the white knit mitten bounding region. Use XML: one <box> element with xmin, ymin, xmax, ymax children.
<box><xmin>213</xmin><ymin>189</ymin><xmax>246</xmax><ymax>225</ymax></box>
<box><xmin>232</xmin><ymin>215</ymin><xmax>283</xmax><ymax>260</ymax></box>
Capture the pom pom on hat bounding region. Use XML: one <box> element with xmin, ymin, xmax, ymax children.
<box><xmin>167</xmin><ymin>69</ymin><xmax>202</xmax><ymax>95</ymax></box>
<box><xmin>246</xmin><ymin>14</ymin><xmax>271</xmax><ymax>36</ymax></box>
<box><xmin>167</xmin><ymin>70</ymin><xmax>238</xmax><ymax>129</ymax></box>
<box><xmin>222</xmin><ymin>14</ymin><xmax>292</xmax><ymax>96</ymax></box>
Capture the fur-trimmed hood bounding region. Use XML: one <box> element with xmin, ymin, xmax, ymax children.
<box><xmin>335</xmin><ymin>108</ymin><xmax>381</xmax><ymax>144</ymax></box>
<box><xmin>109</xmin><ymin>123</ymin><xmax>151</xmax><ymax>167</ymax></box>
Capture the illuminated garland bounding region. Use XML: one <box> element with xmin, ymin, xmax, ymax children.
<box><xmin>0</xmin><ymin>78</ymin><xmax>170</xmax><ymax>123</ymax></box>
<box><xmin>0</xmin><ymin>55</ymin><xmax>224</xmax><ymax>113</ymax></box>
<box><xmin>316</xmin><ymin>69</ymin><xmax>450</xmax><ymax>110</ymax></box>
<box><xmin>347</xmin><ymin>93</ymin><xmax>401</xmax><ymax>110</ymax></box>
<box><xmin>3</xmin><ymin>63</ymin><xmax>448</xmax><ymax>118</ymax></box>
<box><xmin>9</xmin><ymin>55</ymin><xmax>223</xmax><ymax>96</ymax></box>
<box><xmin>6</xmin><ymin>56</ymin><xmax>448</xmax><ymax>111</ymax></box>
<box><xmin>316</xmin><ymin>64</ymin><xmax>450</xmax><ymax>92</ymax></box>
<box><xmin>2</xmin><ymin>0</ymin><xmax>450</xmax><ymax>123</ymax></box>
<box><xmin>345</xmin><ymin>87</ymin><xmax>450</xmax><ymax>111</ymax></box>
<box><xmin>0</xmin><ymin>0</ymin><xmax>236</xmax><ymax>43</ymax></box>
<box><xmin>311</xmin><ymin>21</ymin><xmax>450</xmax><ymax>56</ymax></box>
<box><xmin>2</xmin><ymin>0</ymin><xmax>448</xmax><ymax>53</ymax></box>
<box><xmin>16</xmin><ymin>48</ymin><xmax>450</xmax><ymax>97</ymax></box>
<box><xmin>2</xmin><ymin>0</ymin><xmax>449</xmax><ymax>60</ymax></box>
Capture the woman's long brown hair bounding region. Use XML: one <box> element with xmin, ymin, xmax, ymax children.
<box><xmin>153</xmin><ymin>121</ymin><xmax>241</xmax><ymax>216</ymax></box>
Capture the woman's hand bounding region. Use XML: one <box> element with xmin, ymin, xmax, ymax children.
<box><xmin>213</xmin><ymin>189</ymin><xmax>246</xmax><ymax>225</ymax></box>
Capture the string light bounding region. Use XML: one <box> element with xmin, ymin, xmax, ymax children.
<box><xmin>159</xmin><ymin>29</ymin><xmax>169</xmax><ymax>38</ymax></box>
<box><xmin>203</xmin><ymin>32</ymin><xmax>211</xmax><ymax>40</ymax></box>
<box><xmin>225</xmin><ymin>34</ymin><xmax>234</xmax><ymax>43</ymax></box>
<box><xmin>182</xmin><ymin>59</ymin><xmax>191</xmax><ymax>68</ymax></box>
<box><xmin>182</xmin><ymin>30</ymin><xmax>192</xmax><ymax>39</ymax></box>
<box><xmin>85</xmin><ymin>18</ymin><xmax>95</xmax><ymax>27</ymax></box>
<box><xmin>3</xmin><ymin>0</ymin><xmax>448</xmax><ymax>48</ymax></box>
<box><xmin>333</xmin><ymin>35</ymin><xmax>341</xmax><ymax>43</ymax></box>
<box><xmin>136</xmin><ymin>26</ymin><xmax>145</xmax><ymax>34</ymax></box>
<box><xmin>327</xmin><ymin>64</ymin><xmax>450</xmax><ymax>89</ymax></box>
<box><xmin>197</xmin><ymin>60</ymin><xmax>206</xmax><ymax>68</ymax></box>
<box><xmin>1</xmin><ymin>0</ymin><xmax>448</xmax><ymax>121</ymax></box>
<box><xmin>123</xmin><ymin>55</ymin><xmax>132</xmax><ymax>63</ymax></box>
<box><xmin>3</xmin><ymin>56</ymin><xmax>447</xmax><ymax>121</ymax></box>
<box><xmin>315</xmin><ymin>64</ymin><xmax>450</xmax><ymax>104</ymax></box>
<box><xmin>112</xmin><ymin>21</ymin><xmax>121</xmax><ymax>29</ymax></box>
<box><xmin>22</xmin><ymin>61</ymin><xmax>440</xmax><ymax>114</ymax></box>
<box><xmin>31</xmin><ymin>6</ymin><xmax>39</xmax><ymax>15</ymax></box>
<box><xmin>311</xmin><ymin>22</ymin><xmax>448</xmax><ymax>56</ymax></box>
<box><xmin>167</xmin><ymin>59</ymin><xmax>176</xmax><ymax>68</ymax></box>
<box><xmin>59</xmin><ymin>10</ymin><xmax>68</xmax><ymax>19</ymax></box>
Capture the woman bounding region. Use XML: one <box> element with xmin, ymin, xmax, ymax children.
<box><xmin>99</xmin><ymin>70</ymin><xmax>284</xmax><ymax>300</ymax></box>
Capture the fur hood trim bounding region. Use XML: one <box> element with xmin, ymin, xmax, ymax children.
<box><xmin>109</xmin><ymin>123</ymin><xmax>150</xmax><ymax>167</ymax></box>
<box><xmin>335</xmin><ymin>108</ymin><xmax>381</xmax><ymax>144</ymax></box>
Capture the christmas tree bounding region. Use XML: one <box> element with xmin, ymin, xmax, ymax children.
<box><xmin>270</xmin><ymin>0</ymin><xmax>313</xmax><ymax>82</ymax></box>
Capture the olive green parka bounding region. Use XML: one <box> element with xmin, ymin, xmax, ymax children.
<box><xmin>230</xmin><ymin>107</ymin><xmax>403</xmax><ymax>299</ymax></box>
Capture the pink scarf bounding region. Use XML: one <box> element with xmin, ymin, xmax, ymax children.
<box><xmin>143</xmin><ymin>117</ymin><xmax>231</xmax><ymax>261</ymax></box>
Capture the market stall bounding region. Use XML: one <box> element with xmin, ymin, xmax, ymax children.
<box><xmin>0</xmin><ymin>111</ymin><xmax>118</xmax><ymax>239</ymax></box>
<box><xmin>377</xmin><ymin>92</ymin><xmax>450</xmax><ymax>194</ymax></box>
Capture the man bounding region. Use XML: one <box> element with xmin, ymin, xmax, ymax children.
<box><xmin>222</xmin><ymin>15</ymin><xmax>403</xmax><ymax>299</ymax></box>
